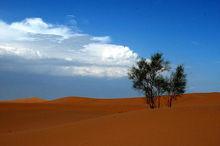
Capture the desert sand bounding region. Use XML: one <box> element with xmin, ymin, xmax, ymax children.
<box><xmin>0</xmin><ymin>92</ymin><xmax>220</xmax><ymax>146</ymax></box>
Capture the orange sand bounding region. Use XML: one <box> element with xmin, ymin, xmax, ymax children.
<box><xmin>0</xmin><ymin>93</ymin><xmax>220</xmax><ymax>146</ymax></box>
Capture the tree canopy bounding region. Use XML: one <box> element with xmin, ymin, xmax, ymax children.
<box><xmin>128</xmin><ymin>52</ymin><xmax>186</xmax><ymax>108</ymax></box>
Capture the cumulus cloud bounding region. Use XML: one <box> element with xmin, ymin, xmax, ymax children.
<box><xmin>0</xmin><ymin>18</ymin><xmax>138</xmax><ymax>78</ymax></box>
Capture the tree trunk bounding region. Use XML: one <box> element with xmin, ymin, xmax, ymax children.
<box><xmin>145</xmin><ymin>98</ymin><xmax>150</xmax><ymax>108</ymax></box>
<box><xmin>145</xmin><ymin>96</ymin><xmax>156</xmax><ymax>109</ymax></box>
<box><xmin>157</xmin><ymin>96</ymin><xmax>161</xmax><ymax>108</ymax></box>
<box><xmin>170</xmin><ymin>98</ymin><xmax>172</xmax><ymax>107</ymax></box>
<box><xmin>167</xmin><ymin>97</ymin><xmax>170</xmax><ymax>107</ymax></box>
<box><xmin>168</xmin><ymin>96</ymin><xmax>173</xmax><ymax>108</ymax></box>
<box><xmin>149</xmin><ymin>97</ymin><xmax>155</xmax><ymax>109</ymax></box>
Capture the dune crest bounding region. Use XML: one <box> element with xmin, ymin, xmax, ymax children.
<box><xmin>0</xmin><ymin>97</ymin><xmax>47</xmax><ymax>103</ymax></box>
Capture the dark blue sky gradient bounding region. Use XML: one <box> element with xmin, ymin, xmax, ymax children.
<box><xmin>0</xmin><ymin>0</ymin><xmax>219</xmax><ymax>99</ymax></box>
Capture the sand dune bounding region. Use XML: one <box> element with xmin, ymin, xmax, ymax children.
<box><xmin>0</xmin><ymin>96</ymin><xmax>145</xmax><ymax>134</ymax></box>
<box><xmin>0</xmin><ymin>97</ymin><xmax>47</xmax><ymax>103</ymax></box>
<box><xmin>0</xmin><ymin>93</ymin><xmax>220</xmax><ymax>146</ymax></box>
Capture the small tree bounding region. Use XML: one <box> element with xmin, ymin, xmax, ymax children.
<box><xmin>154</xmin><ymin>76</ymin><xmax>169</xmax><ymax>108</ymax></box>
<box><xmin>167</xmin><ymin>65</ymin><xmax>186</xmax><ymax>107</ymax></box>
<box><xmin>128</xmin><ymin>52</ymin><xmax>187</xmax><ymax>108</ymax></box>
<box><xmin>128</xmin><ymin>53</ymin><xmax>169</xmax><ymax>109</ymax></box>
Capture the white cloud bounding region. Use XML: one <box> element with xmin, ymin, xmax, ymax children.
<box><xmin>91</xmin><ymin>36</ymin><xmax>111</xmax><ymax>43</ymax></box>
<box><xmin>49</xmin><ymin>66</ymin><xmax>128</xmax><ymax>78</ymax></box>
<box><xmin>0</xmin><ymin>44</ymin><xmax>43</xmax><ymax>59</ymax></box>
<box><xmin>81</xmin><ymin>43</ymin><xmax>137</xmax><ymax>66</ymax></box>
<box><xmin>0</xmin><ymin>18</ymin><xmax>138</xmax><ymax>78</ymax></box>
<box><xmin>11</xmin><ymin>18</ymin><xmax>72</xmax><ymax>39</ymax></box>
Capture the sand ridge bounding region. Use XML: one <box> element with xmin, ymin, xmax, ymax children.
<box><xmin>0</xmin><ymin>97</ymin><xmax>47</xmax><ymax>103</ymax></box>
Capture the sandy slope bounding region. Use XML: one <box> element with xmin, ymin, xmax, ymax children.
<box><xmin>0</xmin><ymin>97</ymin><xmax>146</xmax><ymax>134</ymax></box>
<box><xmin>0</xmin><ymin>97</ymin><xmax>47</xmax><ymax>103</ymax></box>
<box><xmin>0</xmin><ymin>93</ymin><xmax>220</xmax><ymax>146</ymax></box>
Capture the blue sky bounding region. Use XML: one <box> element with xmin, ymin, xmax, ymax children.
<box><xmin>0</xmin><ymin>0</ymin><xmax>219</xmax><ymax>99</ymax></box>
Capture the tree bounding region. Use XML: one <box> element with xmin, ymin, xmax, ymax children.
<box><xmin>167</xmin><ymin>65</ymin><xmax>186</xmax><ymax>107</ymax></box>
<box><xmin>154</xmin><ymin>76</ymin><xmax>169</xmax><ymax>108</ymax></box>
<box><xmin>128</xmin><ymin>53</ymin><xmax>187</xmax><ymax>109</ymax></box>
<box><xmin>128</xmin><ymin>53</ymin><xmax>170</xmax><ymax>109</ymax></box>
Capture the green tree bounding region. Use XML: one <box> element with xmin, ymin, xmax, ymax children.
<box><xmin>128</xmin><ymin>53</ymin><xmax>169</xmax><ymax>109</ymax></box>
<box><xmin>167</xmin><ymin>65</ymin><xmax>187</xmax><ymax>107</ymax></box>
<box><xmin>154</xmin><ymin>75</ymin><xmax>169</xmax><ymax>108</ymax></box>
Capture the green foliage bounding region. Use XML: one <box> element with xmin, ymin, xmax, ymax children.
<box><xmin>167</xmin><ymin>65</ymin><xmax>187</xmax><ymax>107</ymax></box>
<box><xmin>128</xmin><ymin>53</ymin><xmax>187</xmax><ymax>108</ymax></box>
<box><xmin>128</xmin><ymin>53</ymin><xmax>170</xmax><ymax>108</ymax></box>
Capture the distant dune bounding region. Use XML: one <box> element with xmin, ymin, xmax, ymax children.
<box><xmin>48</xmin><ymin>96</ymin><xmax>96</xmax><ymax>104</ymax></box>
<box><xmin>0</xmin><ymin>92</ymin><xmax>220</xmax><ymax>146</ymax></box>
<box><xmin>0</xmin><ymin>97</ymin><xmax>47</xmax><ymax>103</ymax></box>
